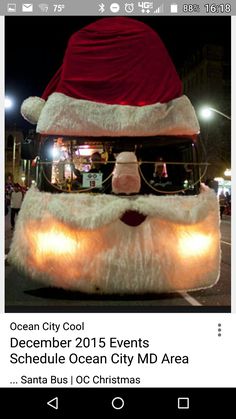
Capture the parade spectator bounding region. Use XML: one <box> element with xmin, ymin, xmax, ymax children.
<box><xmin>10</xmin><ymin>183</ymin><xmax>23</xmax><ymax>230</ymax></box>
<box><xmin>225</xmin><ymin>191</ymin><xmax>231</xmax><ymax>215</ymax></box>
<box><xmin>5</xmin><ymin>178</ymin><xmax>14</xmax><ymax>212</ymax></box>
<box><xmin>219</xmin><ymin>191</ymin><xmax>226</xmax><ymax>220</ymax></box>
<box><xmin>5</xmin><ymin>195</ymin><xmax>9</xmax><ymax>216</ymax></box>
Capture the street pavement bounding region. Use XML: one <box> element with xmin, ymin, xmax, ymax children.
<box><xmin>5</xmin><ymin>213</ymin><xmax>231</xmax><ymax>312</ymax></box>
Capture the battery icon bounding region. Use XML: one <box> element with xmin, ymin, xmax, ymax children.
<box><xmin>170</xmin><ymin>4</ymin><xmax>178</xmax><ymax>13</ymax></box>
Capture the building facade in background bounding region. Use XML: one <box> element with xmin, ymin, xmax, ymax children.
<box><xmin>181</xmin><ymin>44</ymin><xmax>231</xmax><ymax>180</ymax></box>
<box><xmin>5</xmin><ymin>128</ymin><xmax>23</xmax><ymax>184</ymax></box>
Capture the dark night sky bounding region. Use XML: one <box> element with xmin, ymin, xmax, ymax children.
<box><xmin>5</xmin><ymin>16</ymin><xmax>231</xmax><ymax>131</ymax></box>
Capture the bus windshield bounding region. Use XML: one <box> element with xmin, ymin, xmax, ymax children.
<box><xmin>38</xmin><ymin>136</ymin><xmax>201</xmax><ymax>195</ymax></box>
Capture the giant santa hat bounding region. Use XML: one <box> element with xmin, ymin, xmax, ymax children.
<box><xmin>21</xmin><ymin>17</ymin><xmax>199</xmax><ymax>136</ymax></box>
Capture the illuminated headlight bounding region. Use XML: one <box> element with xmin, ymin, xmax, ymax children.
<box><xmin>178</xmin><ymin>232</ymin><xmax>213</xmax><ymax>257</ymax></box>
<box><xmin>35</xmin><ymin>231</ymin><xmax>77</xmax><ymax>256</ymax></box>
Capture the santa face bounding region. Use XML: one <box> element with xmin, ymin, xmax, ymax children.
<box><xmin>8</xmin><ymin>136</ymin><xmax>221</xmax><ymax>294</ymax></box>
<box><xmin>8</xmin><ymin>185</ymin><xmax>220</xmax><ymax>294</ymax></box>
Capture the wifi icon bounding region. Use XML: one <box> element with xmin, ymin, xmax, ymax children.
<box><xmin>38</xmin><ymin>3</ymin><xmax>49</xmax><ymax>12</ymax></box>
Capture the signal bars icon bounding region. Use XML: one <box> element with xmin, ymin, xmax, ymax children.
<box><xmin>38</xmin><ymin>3</ymin><xmax>49</xmax><ymax>12</ymax></box>
<box><xmin>154</xmin><ymin>4</ymin><xmax>164</xmax><ymax>13</ymax></box>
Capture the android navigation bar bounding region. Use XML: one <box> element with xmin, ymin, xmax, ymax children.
<box><xmin>1</xmin><ymin>389</ymin><xmax>236</xmax><ymax>416</ymax></box>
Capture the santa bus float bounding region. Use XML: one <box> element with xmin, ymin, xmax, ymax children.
<box><xmin>9</xmin><ymin>18</ymin><xmax>221</xmax><ymax>294</ymax></box>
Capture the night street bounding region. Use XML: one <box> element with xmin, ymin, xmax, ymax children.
<box><xmin>5</xmin><ymin>214</ymin><xmax>231</xmax><ymax>312</ymax></box>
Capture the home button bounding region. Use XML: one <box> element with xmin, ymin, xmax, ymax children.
<box><xmin>111</xmin><ymin>396</ymin><xmax>125</xmax><ymax>410</ymax></box>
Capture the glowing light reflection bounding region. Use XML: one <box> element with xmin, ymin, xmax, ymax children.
<box><xmin>36</xmin><ymin>231</ymin><xmax>77</xmax><ymax>256</ymax></box>
<box><xmin>178</xmin><ymin>233</ymin><xmax>213</xmax><ymax>257</ymax></box>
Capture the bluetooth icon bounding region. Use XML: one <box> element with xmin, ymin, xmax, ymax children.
<box><xmin>98</xmin><ymin>3</ymin><xmax>105</xmax><ymax>13</ymax></box>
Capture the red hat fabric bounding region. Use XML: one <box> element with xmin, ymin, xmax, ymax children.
<box><xmin>41</xmin><ymin>17</ymin><xmax>182</xmax><ymax>106</ymax></box>
<box><xmin>21</xmin><ymin>17</ymin><xmax>199</xmax><ymax>137</ymax></box>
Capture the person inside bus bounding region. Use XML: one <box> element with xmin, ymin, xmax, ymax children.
<box><xmin>89</xmin><ymin>152</ymin><xmax>102</xmax><ymax>173</ymax></box>
<box><xmin>71</xmin><ymin>164</ymin><xmax>82</xmax><ymax>190</ymax></box>
<box><xmin>150</xmin><ymin>157</ymin><xmax>172</xmax><ymax>189</ymax></box>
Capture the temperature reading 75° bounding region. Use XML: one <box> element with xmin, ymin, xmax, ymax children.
<box><xmin>53</xmin><ymin>4</ymin><xmax>65</xmax><ymax>12</ymax></box>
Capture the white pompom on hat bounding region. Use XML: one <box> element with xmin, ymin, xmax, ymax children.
<box><xmin>21</xmin><ymin>96</ymin><xmax>46</xmax><ymax>125</ymax></box>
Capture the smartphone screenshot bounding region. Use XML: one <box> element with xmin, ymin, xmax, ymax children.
<box><xmin>1</xmin><ymin>0</ymin><xmax>235</xmax><ymax>415</ymax></box>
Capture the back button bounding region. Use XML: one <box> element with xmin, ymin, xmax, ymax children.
<box><xmin>47</xmin><ymin>397</ymin><xmax>59</xmax><ymax>410</ymax></box>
